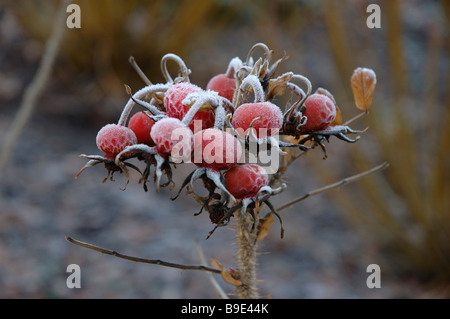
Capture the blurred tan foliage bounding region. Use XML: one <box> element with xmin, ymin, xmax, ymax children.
<box><xmin>8</xmin><ymin>0</ymin><xmax>450</xmax><ymax>292</ymax></box>
<box><xmin>8</xmin><ymin>0</ymin><xmax>223</xmax><ymax>109</ymax></box>
<box><xmin>311</xmin><ymin>0</ymin><xmax>450</xmax><ymax>289</ymax></box>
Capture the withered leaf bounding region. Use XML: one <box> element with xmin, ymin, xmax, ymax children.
<box><xmin>211</xmin><ymin>258</ymin><xmax>242</xmax><ymax>287</ymax></box>
<box><xmin>256</xmin><ymin>213</ymin><xmax>274</xmax><ymax>241</ymax></box>
<box><xmin>350</xmin><ymin>67</ymin><xmax>377</xmax><ymax>111</ymax></box>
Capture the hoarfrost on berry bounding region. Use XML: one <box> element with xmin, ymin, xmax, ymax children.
<box><xmin>232</xmin><ymin>102</ymin><xmax>283</xmax><ymax>138</ymax></box>
<box><xmin>96</xmin><ymin>124</ymin><xmax>137</xmax><ymax>159</ymax></box>
<box><xmin>164</xmin><ymin>82</ymin><xmax>215</xmax><ymax>132</ymax></box>
<box><xmin>225</xmin><ymin>164</ymin><xmax>269</xmax><ymax>199</ymax></box>
<box><xmin>206</xmin><ymin>74</ymin><xmax>236</xmax><ymax>102</ymax></box>
<box><xmin>150</xmin><ymin>117</ymin><xmax>193</xmax><ymax>158</ymax></box>
<box><xmin>301</xmin><ymin>93</ymin><xmax>336</xmax><ymax>132</ymax></box>
<box><xmin>193</xmin><ymin>128</ymin><xmax>242</xmax><ymax>171</ymax></box>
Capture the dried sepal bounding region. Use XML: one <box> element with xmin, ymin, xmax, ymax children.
<box><xmin>75</xmin><ymin>156</ymin><xmax>104</xmax><ymax>179</ymax></box>
<box><xmin>267</xmin><ymin>72</ymin><xmax>293</xmax><ymax>100</ymax></box>
<box><xmin>267</xmin><ymin>52</ymin><xmax>290</xmax><ymax>79</ymax></box>
<box><xmin>350</xmin><ymin>67</ymin><xmax>377</xmax><ymax>111</ymax></box>
<box><xmin>262</xmin><ymin>199</ymin><xmax>285</xmax><ymax>239</ymax></box>
<box><xmin>259</xmin><ymin>60</ymin><xmax>269</xmax><ymax>79</ymax></box>
<box><xmin>75</xmin><ymin>154</ymin><xmax>138</xmax><ymax>191</ymax></box>
<box><xmin>249</xmin><ymin>58</ymin><xmax>263</xmax><ymax>77</ymax></box>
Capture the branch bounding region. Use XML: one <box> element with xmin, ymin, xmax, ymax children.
<box><xmin>65</xmin><ymin>236</ymin><xmax>221</xmax><ymax>274</ymax></box>
<box><xmin>276</xmin><ymin>162</ymin><xmax>389</xmax><ymax>212</ymax></box>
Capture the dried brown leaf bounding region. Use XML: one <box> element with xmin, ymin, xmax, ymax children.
<box><xmin>221</xmin><ymin>269</ymin><xmax>242</xmax><ymax>287</ymax></box>
<box><xmin>351</xmin><ymin>67</ymin><xmax>377</xmax><ymax>111</ymax></box>
<box><xmin>210</xmin><ymin>258</ymin><xmax>222</xmax><ymax>270</ymax></box>
<box><xmin>256</xmin><ymin>213</ymin><xmax>274</xmax><ymax>241</ymax></box>
<box><xmin>210</xmin><ymin>258</ymin><xmax>242</xmax><ymax>287</ymax></box>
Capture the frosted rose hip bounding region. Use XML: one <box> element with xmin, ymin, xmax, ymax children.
<box><xmin>164</xmin><ymin>82</ymin><xmax>215</xmax><ymax>132</ymax></box>
<box><xmin>128</xmin><ymin>111</ymin><xmax>156</xmax><ymax>146</ymax></box>
<box><xmin>231</xmin><ymin>102</ymin><xmax>283</xmax><ymax>138</ymax></box>
<box><xmin>193</xmin><ymin>128</ymin><xmax>242</xmax><ymax>171</ymax></box>
<box><xmin>206</xmin><ymin>74</ymin><xmax>236</xmax><ymax>102</ymax></box>
<box><xmin>96</xmin><ymin>124</ymin><xmax>137</xmax><ymax>159</ymax></box>
<box><xmin>150</xmin><ymin>117</ymin><xmax>193</xmax><ymax>159</ymax></box>
<box><xmin>225</xmin><ymin>164</ymin><xmax>269</xmax><ymax>199</ymax></box>
<box><xmin>301</xmin><ymin>93</ymin><xmax>336</xmax><ymax>132</ymax></box>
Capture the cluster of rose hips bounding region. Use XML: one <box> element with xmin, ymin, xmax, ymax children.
<box><xmin>76</xmin><ymin>43</ymin><xmax>361</xmax><ymax>238</ymax></box>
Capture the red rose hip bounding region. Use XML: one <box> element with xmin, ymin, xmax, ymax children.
<box><xmin>206</xmin><ymin>73</ymin><xmax>236</xmax><ymax>102</ymax></box>
<box><xmin>225</xmin><ymin>164</ymin><xmax>269</xmax><ymax>199</ymax></box>
<box><xmin>164</xmin><ymin>82</ymin><xmax>215</xmax><ymax>132</ymax></box>
<box><xmin>128</xmin><ymin>111</ymin><xmax>156</xmax><ymax>146</ymax></box>
<box><xmin>231</xmin><ymin>102</ymin><xmax>283</xmax><ymax>138</ymax></box>
<box><xmin>301</xmin><ymin>93</ymin><xmax>336</xmax><ymax>132</ymax></box>
<box><xmin>150</xmin><ymin>117</ymin><xmax>193</xmax><ymax>160</ymax></box>
<box><xmin>193</xmin><ymin>128</ymin><xmax>242</xmax><ymax>171</ymax></box>
<box><xmin>96</xmin><ymin>124</ymin><xmax>137</xmax><ymax>159</ymax></box>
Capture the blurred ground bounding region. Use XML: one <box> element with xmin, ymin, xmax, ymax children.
<box><xmin>0</xmin><ymin>0</ymin><xmax>448</xmax><ymax>298</ymax></box>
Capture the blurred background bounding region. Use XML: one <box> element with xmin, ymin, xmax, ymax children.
<box><xmin>0</xmin><ymin>0</ymin><xmax>448</xmax><ymax>298</ymax></box>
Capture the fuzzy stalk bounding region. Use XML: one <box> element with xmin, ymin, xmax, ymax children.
<box><xmin>235</xmin><ymin>207</ymin><xmax>259</xmax><ymax>299</ymax></box>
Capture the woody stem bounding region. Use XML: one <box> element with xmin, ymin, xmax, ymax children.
<box><xmin>235</xmin><ymin>207</ymin><xmax>259</xmax><ymax>299</ymax></box>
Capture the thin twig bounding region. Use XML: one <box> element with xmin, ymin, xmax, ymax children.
<box><xmin>343</xmin><ymin>110</ymin><xmax>369</xmax><ymax>125</ymax></box>
<box><xmin>129</xmin><ymin>56</ymin><xmax>152</xmax><ymax>86</ymax></box>
<box><xmin>276</xmin><ymin>162</ymin><xmax>389</xmax><ymax>212</ymax></box>
<box><xmin>195</xmin><ymin>240</ymin><xmax>229</xmax><ymax>299</ymax></box>
<box><xmin>0</xmin><ymin>0</ymin><xmax>69</xmax><ymax>177</ymax></box>
<box><xmin>65</xmin><ymin>236</ymin><xmax>222</xmax><ymax>274</ymax></box>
